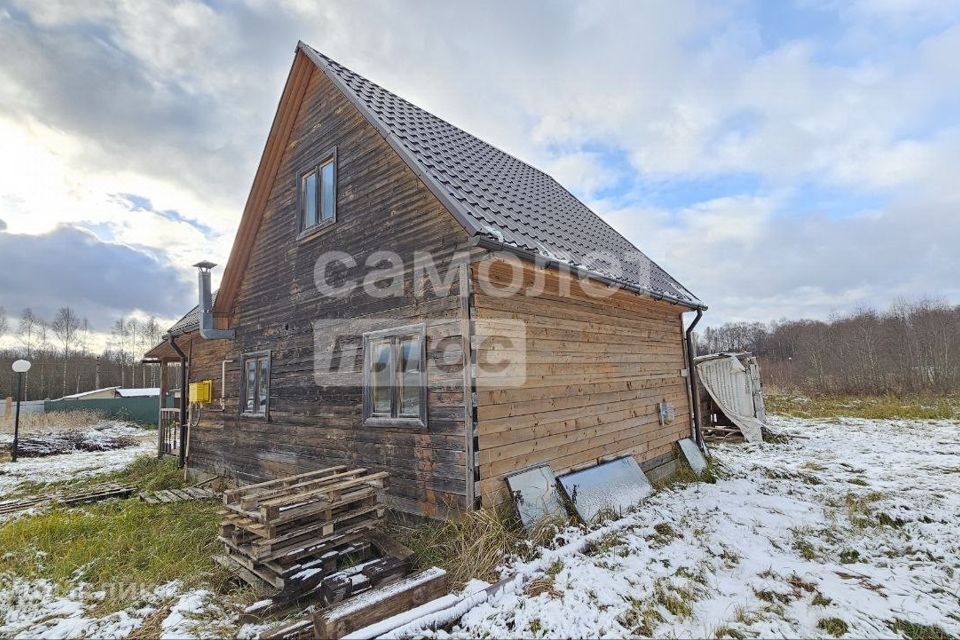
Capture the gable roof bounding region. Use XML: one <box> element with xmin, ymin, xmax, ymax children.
<box><xmin>214</xmin><ymin>43</ymin><xmax>704</xmax><ymax>317</ymax></box>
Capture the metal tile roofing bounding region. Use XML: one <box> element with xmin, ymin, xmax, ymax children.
<box><xmin>165</xmin><ymin>291</ymin><xmax>215</xmax><ymax>336</ymax></box>
<box><xmin>301</xmin><ymin>44</ymin><xmax>703</xmax><ymax>308</ymax></box>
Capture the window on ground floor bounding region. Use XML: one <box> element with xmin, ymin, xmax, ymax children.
<box><xmin>362</xmin><ymin>324</ymin><xmax>427</xmax><ymax>427</ymax></box>
<box><xmin>241</xmin><ymin>351</ymin><xmax>271</xmax><ymax>417</ymax></box>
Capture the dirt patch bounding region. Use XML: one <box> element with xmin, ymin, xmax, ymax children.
<box><xmin>8</xmin><ymin>432</ymin><xmax>141</xmax><ymax>458</ymax></box>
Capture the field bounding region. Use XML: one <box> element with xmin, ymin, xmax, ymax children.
<box><xmin>433</xmin><ymin>415</ymin><xmax>959</xmax><ymax>639</ymax></box>
<box><xmin>0</xmin><ymin>408</ymin><xmax>956</xmax><ymax>638</ymax></box>
<box><xmin>766</xmin><ymin>393</ymin><xmax>960</xmax><ymax>421</ymax></box>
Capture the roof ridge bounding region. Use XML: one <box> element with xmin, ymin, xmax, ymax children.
<box><xmin>298</xmin><ymin>43</ymin><xmax>563</xmax><ymax>189</ymax></box>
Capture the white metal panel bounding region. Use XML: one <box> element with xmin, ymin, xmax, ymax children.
<box><xmin>697</xmin><ymin>355</ymin><xmax>764</xmax><ymax>442</ymax></box>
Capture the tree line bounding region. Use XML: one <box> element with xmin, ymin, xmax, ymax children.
<box><xmin>698</xmin><ymin>299</ymin><xmax>960</xmax><ymax>395</ymax></box>
<box><xmin>0</xmin><ymin>306</ymin><xmax>164</xmax><ymax>402</ymax></box>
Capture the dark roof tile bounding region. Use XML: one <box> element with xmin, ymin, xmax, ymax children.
<box><xmin>301</xmin><ymin>45</ymin><xmax>702</xmax><ymax>308</ymax></box>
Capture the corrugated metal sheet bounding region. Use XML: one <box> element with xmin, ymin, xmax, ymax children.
<box><xmin>557</xmin><ymin>456</ymin><xmax>654</xmax><ymax>521</ymax></box>
<box><xmin>696</xmin><ymin>354</ymin><xmax>766</xmax><ymax>442</ymax></box>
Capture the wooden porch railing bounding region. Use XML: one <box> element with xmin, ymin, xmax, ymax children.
<box><xmin>158</xmin><ymin>408</ymin><xmax>180</xmax><ymax>458</ymax></box>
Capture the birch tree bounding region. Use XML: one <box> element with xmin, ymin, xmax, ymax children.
<box><xmin>52</xmin><ymin>307</ymin><xmax>80</xmax><ymax>397</ymax></box>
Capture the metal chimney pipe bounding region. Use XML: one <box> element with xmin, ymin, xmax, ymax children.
<box><xmin>193</xmin><ymin>261</ymin><xmax>235</xmax><ymax>340</ymax></box>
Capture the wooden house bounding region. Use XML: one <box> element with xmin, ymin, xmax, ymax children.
<box><xmin>146</xmin><ymin>42</ymin><xmax>707</xmax><ymax>518</ymax></box>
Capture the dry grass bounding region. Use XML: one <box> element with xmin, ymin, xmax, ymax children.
<box><xmin>766</xmin><ymin>393</ymin><xmax>960</xmax><ymax>420</ymax></box>
<box><xmin>397</xmin><ymin>504</ymin><xmax>567</xmax><ymax>587</ymax></box>
<box><xmin>0</xmin><ymin>456</ymin><xmax>227</xmax><ymax>612</ymax></box>
<box><xmin>0</xmin><ymin>409</ymin><xmax>109</xmax><ymax>436</ymax></box>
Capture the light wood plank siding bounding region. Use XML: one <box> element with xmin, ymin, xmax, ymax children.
<box><xmin>471</xmin><ymin>259</ymin><xmax>692</xmax><ymax>505</ymax></box>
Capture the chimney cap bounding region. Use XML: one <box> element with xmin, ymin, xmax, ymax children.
<box><xmin>193</xmin><ymin>260</ymin><xmax>217</xmax><ymax>271</ymax></box>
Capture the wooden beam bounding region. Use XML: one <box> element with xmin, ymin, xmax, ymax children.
<box><xmin>312</xmin><ymin>568</ymin><xmax>448</xmax><ymax>640</ymax></box>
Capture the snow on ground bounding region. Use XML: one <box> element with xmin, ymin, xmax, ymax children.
<box><xmin>0</xmin><ymin>419</ymin><xmax>262</xmax><ymax>640</ymax></box>
<box><xmin>438</xmin><ymin>416</ymin><xmax>960</xmax><ymax>639</ymax></box>
<box><xmin>0</xmin><ymin>416</ymin><xmax>957</xmax><ymax>638</ymax></box>
<box><xmin>0</xmin><ymin>422</ymin><xmax>155</xmax><ymax>497</ymax></box>
<box><xmin>0</xmin><ymin>576</ymin><xmax>246</xmax><ymax>639</ymax></box>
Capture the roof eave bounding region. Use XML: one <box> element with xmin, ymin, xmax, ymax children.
<box><xmin>474</xmin><ymin>236</ymin><xmax>707</xmax><ymax>312</ymax></box>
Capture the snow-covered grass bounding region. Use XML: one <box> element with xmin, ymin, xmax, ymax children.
<box><xmin>2</xmin><ymin>415</ymin><xmax>958</xmax><ymax>638</ymax></box>
<box><xmin>0</xmin><ymin>426</ymin><xmax>262</xmax><ymax>639</ymax></box>
<box><xmin>767</xmin><ymin>393</ymin><xmax>960</xmax><ymax>420</ymax></box>
<box><xmin>0</xmin><ymin>422</ymin><xmax>154</xmax><ymax>498</ymax></box>
<box><xmin>435</xmin><ymin>416</ymin><xmax>960</xmax><ymax>639</ymax></box>
<box><xmin>0</xmin><ymin>576</ymin><xmax>260</xmax><ymax>639</ymax></box>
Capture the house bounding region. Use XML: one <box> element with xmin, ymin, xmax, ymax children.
<box><xmin>116</xmin><ymin>387</ymin><xmax>161</xmax><ymax>399</ymax></box>
<box><xmin>52</xmin><ymin>387</ymin><xmax>160</xmax><ymax>401</ymax></box>
<box><xmin>56</xmin><ymin>387</ymin><xmax>122</xmax><ymax>401</ymax></box>
<box><xmin>146</xmin><ymin>42</ymin><xmax>706</xmax><ymax>518</ymax></box>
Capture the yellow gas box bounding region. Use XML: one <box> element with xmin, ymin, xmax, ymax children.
<box><xmin>189</xmin><ymin>380</ymin><xmax>213</xmax><ymax>404</ymax></box>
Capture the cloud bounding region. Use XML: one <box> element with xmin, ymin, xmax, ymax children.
<box><xmin>601</xmin><ymin>188</ymin><xmax>960</xmax><ymax>324</ymax></box>
<box><xmin>0</xmin><ymin>225</ymin><xmax>192</xmax><ymax>331</ymax></box>
<box><xmin>0</xmin><ymin>0</ymin><xmax>957</xmax><ymax>335</ymax></box>
<box><xmin>113</xmin><ymin>193</ymin><xmax>217</xmax><ymax>239</ymax></box>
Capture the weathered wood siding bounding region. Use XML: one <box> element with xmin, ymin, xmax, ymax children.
<box><xmin>187</xmin><ymin>66</ymin><xmax>474</xmax><ymax>517</ymax></box>
<box><xmin>471</xmin><ymin>259</ymin><xmax>692</xmax><ymax>505</ymax></box>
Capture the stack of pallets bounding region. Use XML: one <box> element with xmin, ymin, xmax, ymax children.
<box><xmin>217</xmin><ymin>467</ymin><xmax>387</xmax><ymax>590</ymax></box>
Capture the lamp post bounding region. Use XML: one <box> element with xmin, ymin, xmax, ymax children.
<box><xmin>11</xmin><ymin>359</ymin><xmax>31</xmax><ymax>463</ymax></box>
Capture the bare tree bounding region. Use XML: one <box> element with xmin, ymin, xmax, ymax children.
<box><xmin>74</xmin><ymin>318</ymin><xmax>91</xmax><ymax>392</ymax></box>
<box><xmin>112</xmin><ymin>317</ymin><xmax>128</xmax><ymax>387</ymax></box>
<box><xmin>128</xmin><ymin>318</ymin><xmax>140</xmax><ymax>388</ymax></box>
<box><xmin>703</xmin><ymin>299</ymin><xmax>960</xmax><ymax>395</ymax></box>
<box><xmin>144</xmin><ymin>316</ymin><xmax>161</xmax><ymax>386</ymax></box>
<box><xmin>52</xmin><ymin>307</ymin><xmax>81</xmax><ymax>397</ymax></box>
<box><xmin>0</xmin><ymin>306</ymin><xmax>7</xmax><ymax>338</ymax></box>
<box><xmin>18</xmin><ymin>308</ymin><xmax>39</xmax><ymax>357</ymax></box>
<box><xmin>37</xmin><ymin>320</ymin><xmax>50</xmax><ymax>399</ymax></box>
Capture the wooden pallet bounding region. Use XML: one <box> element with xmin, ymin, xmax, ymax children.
<box><xmin>0</xmin><ymin>483</ymin><xmax>135</xmax><ymax>515</ymax></box>
<box><xmin>217</xmin><ymin>468</ymin><xmax>388</xmax><ymax>592</ymax></box>
<box><xmin>140</xmin><ymin>487</ymin><xmax>218</xmax><ymax>504</ymax></box>
<box><xmin>258</xmin><ymin>617</ymin><xmax>315</xmax><ymax>640</ymax></box>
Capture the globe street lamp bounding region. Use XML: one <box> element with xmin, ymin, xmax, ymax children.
<box><xmin>11</xmin><ymin>359</ymin><xmax>31</xmax><ymax>463</ymax></box>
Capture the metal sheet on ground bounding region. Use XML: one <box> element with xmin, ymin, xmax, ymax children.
<box><xmin>557</xmin><ymin>457</ymin><xmax>653</xmax><ymax>522</ymax></box>
<box><xmin>677</xmin><ymin>438</ymin><xmax>708</xmax><ymax>476</ymax></box>
<box><xmin>505</xmin><ymin>465</ymin><xmax>565</xmax><ymax>529</ymax></box>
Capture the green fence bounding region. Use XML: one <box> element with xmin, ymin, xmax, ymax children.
<box><xmin>44</xmin><ymin>397</ymin><xmax>160</xmax><ymax>426</ymax></box>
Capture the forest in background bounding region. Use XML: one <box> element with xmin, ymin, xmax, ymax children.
<box><xmin>698</xmin><ymin>299</ymin><xmax>959</xmax><ymax>396</ymax></box>
<box><xmin>2</xmin><ymin>298</ymin><xmax>958</xmax><ymax>402</ymax></box>
<box><xmin>0</xmin><ymin>306</ymin><xmax>163</xmax><ymax>402</ymax></box>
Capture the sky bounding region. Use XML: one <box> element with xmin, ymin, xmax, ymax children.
<box><xmin>0</xmin><ymin>0</ymin><xmax>958</xmax><ymax>351</ymax></box>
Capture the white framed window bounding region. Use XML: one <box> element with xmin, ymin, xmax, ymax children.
<box><xmin>362</xmin><ymin>325</ymin><xmax>427</xmax><ymax>428</ymax></box>
<box><xmin>298</xmin><ymin>147</ymin><xmax>337</xmax><ymax>235</ymax></box>
<box><xmin>241</xmin><ymin>351</ymin><xmax>270</xmax><ymax>417</ymax></box>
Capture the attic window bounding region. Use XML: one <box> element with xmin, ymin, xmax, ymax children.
<box><xmin>299</xmin><ymin>149</ymin><xmax>337</xmax><ymax>235</ymax></box>
<box><xmin>362</xmin><ymin>324</ymin><xmax>427</xmax><ymax>428</ymax></box>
